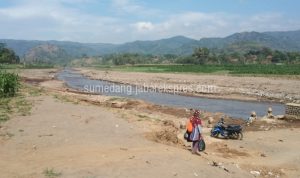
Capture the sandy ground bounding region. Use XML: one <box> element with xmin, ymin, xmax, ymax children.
<box><xmin>77</xmin><ymin>68</ymin><xmax>300</xmax><ymax>103</ymax></box>
<box><xmin>0</xmin><ymin>69</ymin><xmax>299</xmax><ymax>178</ymax></box>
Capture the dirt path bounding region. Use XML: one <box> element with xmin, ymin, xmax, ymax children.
<box><xmin>0</xmin><ymin>95</ymin><xmax>254</xmax><ymax>178</ymax></box>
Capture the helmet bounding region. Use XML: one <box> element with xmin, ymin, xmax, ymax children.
<box><xmin>220</xmin><ymin>117</ymin><xmax>225</xmax><ymax>123</ymax></box>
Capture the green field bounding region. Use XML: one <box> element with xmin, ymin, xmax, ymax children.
<box><xmin>94</xmin><ymin>64</ymin><xmax>300</xmax><ymax>75</ymax></box>
<box><xmin>0</xmin><ymin>63</ymin><xmax>54</xmax><ymax>69</ymax></box>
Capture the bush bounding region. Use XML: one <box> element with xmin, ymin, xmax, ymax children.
<box><xmin>0</xmin><ymin>71</ymin><xmax>20</xmax><ymax>97</ymax></box>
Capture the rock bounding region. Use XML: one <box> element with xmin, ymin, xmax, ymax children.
<box><xmin>179</xmin><ymin>121</ymin><xmax>186</xmax><ymax>129</ymax></box>
<box><xmin>208</xmin><ymin>117</ymin><xmax>214</xmax><ymax>124</ymax></box>
<box><xmin>129</xmin><ymin>156</ymin><xmax>135</xmax><ymax>159</ymax></box>
<box><xmin>250</xmin><ymin>171</ymin><xmax>261</xmax><ymax>176</ymax></box>
<box><xmin>275</xmin><ymin>115</ymin><xmax>285</xmax><ymax>120</ymax></box>
<box><xmin>268</xmin><ymin>107</ymin><xmax>273</xmax><ymax>112</ymax></box>
<box><xmin>207</xmin><ymin>124</ymin><xmax>213</xmax><ymax>128</ymax></box>
<box><xmin>111</xmin><ymin>102</ymin><xmax>124</xmax><ymax>108</ymax></box>
<box><xmin>260</xmin><ymin>153</ymin><xmax>267</xmax><ymax>157</ymax></box>
<box><xmin>212</xmin><ymin>161</ymin><xmax>218</xmax><ymax>167</ymax></box>
<box><xmin>251</xmin><ymin>111</ymin><xmax>257</xmax><ymax>117</ymax></box>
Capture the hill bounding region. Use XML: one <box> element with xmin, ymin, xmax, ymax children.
<box><xmin>24</xmin><ymin>44</ymin><xmax>70</xmax><ymax>64</ymax></box>
<box><xmin>1</xmin><ymin>30</ymin><xmax>300</xmax><ymax>61</ymax></box>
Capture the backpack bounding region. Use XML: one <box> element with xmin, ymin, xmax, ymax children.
<box><xmin>186</xmin><ymin>119</ymin><xmax>193</xmax><ymax>133</ymax></box>
<box><xmin>184</xmin><ymin>131</ymin><xmax>192</xmax><ymax>142</ymax></box>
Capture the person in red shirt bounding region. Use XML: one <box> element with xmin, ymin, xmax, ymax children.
<box><xmin>190</xmin><ymin>110</ymin><xmax>203</xmax><ymax>155</ymax></box>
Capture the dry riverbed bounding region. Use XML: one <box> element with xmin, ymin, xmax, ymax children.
<box><xmin>77</xmin><ymin>68</ymin><xmax>300</xmax><ymax>103</ymax></box>
<box><xmin>0</xmin><ymin>69</ymin><xmax>299</xmax><ymax>178</ymax></box>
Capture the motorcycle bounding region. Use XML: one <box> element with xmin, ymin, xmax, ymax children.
<box><xmin>210</xmin><ymin>123</ymin><xmax>243</xmax><ymax>140</ymax></box>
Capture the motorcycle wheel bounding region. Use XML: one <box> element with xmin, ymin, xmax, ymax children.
<box><xmin>210</xmin><ymin>131</ymin><xmax>219</xmax><ymax>138</ymax></box>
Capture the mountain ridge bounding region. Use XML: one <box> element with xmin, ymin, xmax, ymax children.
<box><xmin>1</xmin><ymin>29</ymin><xmax>300</xmax><ymax>57</ymax></box>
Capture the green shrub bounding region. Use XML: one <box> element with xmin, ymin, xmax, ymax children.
<box><xmin>0</xmin><ymin>71</ymin><xmax>20</xmax><ymax>97</ymax></box>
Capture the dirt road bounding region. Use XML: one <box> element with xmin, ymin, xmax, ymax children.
<box><xmin>0</xmin><ymin>95</ymin><xmax>252</xmax><ymax>178</ymax></box>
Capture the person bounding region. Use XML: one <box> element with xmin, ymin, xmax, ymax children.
<box><xmin>217</xmin><ymin>117</ymin><xmax>227</xmax><ymax>129</ymax></box>
<box><xmin>189</xmin><ymin>110</ymin><xmax>203</xmax><ymax>155</ymax></box>
<box><xmin>267</xmin><ymin>107</ymin><xmax>274</xmax><ymax>119</ymax></box>
<box><xmin>247</xmin><ymin>111</ymin><xmax>257</xmax><ymax>126</ymax></box>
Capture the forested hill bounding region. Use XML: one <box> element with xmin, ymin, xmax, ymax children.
<box><xmin>1</xmin><ymin>30</ymin><xmax>300</xmax><ymax>57</ymax></box>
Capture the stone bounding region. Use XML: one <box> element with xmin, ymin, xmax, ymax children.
<box><xmin>250</xmin><ymin>171</ymin><xmax>261</xmax><ymax>176</ymax></box>
<box><xmin>208</xmin><ymin>117</ymin><xmax>214</xmax><ymax>124</ymax></box>
<box><xmin>179</xmin><ymin>121</ymin><xmax>186</xmax><ymax>129</ymax></box>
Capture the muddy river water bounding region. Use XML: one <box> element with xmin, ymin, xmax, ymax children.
<box><xmin>57</xmin><ymin>69</ymin><xmax>285</xmax><ymax>119</ymax></box>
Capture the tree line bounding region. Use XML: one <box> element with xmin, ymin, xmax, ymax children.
<box><xmin>99</xmin><ymin>47</ymin><xmax>300</xmax><ymax>66</ymax></box>
<box><xmin>0</xmin><ymin>43</ymin><xmax>20</xmax><ymax>64</ymax></box>
<box><xmin>1</xmin><ymin>41</ymin><xmax>300</xmax><ymax>66</ymax></box>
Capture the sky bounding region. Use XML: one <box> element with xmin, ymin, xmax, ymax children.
<box><xmin>0</xmin><ymin>0</ymin><xmax>299</xmax><ymax>43</ymax></box>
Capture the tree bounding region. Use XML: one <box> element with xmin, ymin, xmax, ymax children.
<box><xmin>0</xmin><ymin>43</ymin><xmax>5</xmax><ymax>50</ymax></box>
<box><xmin>272</xmin><ymin>50</ymin><xmax>286</xmax><ymax>63</ymax></box>
<box><xmin>0</xmin><ymin>46</ymin><xmax>20</xmax><ymax>64</ymax></box>
<box><xmin>192</xmin><ymin>47</ymin><xmax>210</xmax><ymax>64</ymax></box>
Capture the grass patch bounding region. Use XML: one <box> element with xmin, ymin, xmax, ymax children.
<box><xmin>0</xmin><ymin>64</ymin><xmax>55</xmax><ymax>69</ymax></box>
<box><xmin>0</xmin><ymin>97</ymin><xmax>12</xmax><ymax>122</ymax></box>
<box><xmin>23</xmin><ymin>84</ymin><xmax>44</xmax><ymax>96</ymax></box>
<box><xmin>53</xmin><ymin>94</ymin><xmax>79</xmax><ymax>104</ymax></box>
<box><xmin>0</xmin><ymin>64</ymin><xmax>23</xmax><ymax>69</ymax></box>
<box><xmin>107</xmin><ymin>97</ymin><xmax>128</xmax><ymax>102</ymax></box>
<box><xmin>0</xmin><ymin>113</ymin><xmax>9</xmax><ymax>122</ymax></box>
<box><xmin>0</xmin><ymin>132</ymin><xmax>14</xmax><ymax>138</ymax></box>
<box><xmin>99</xmin><ymin>64</ymin><xmax>300</xmax><ymax>75</ymax></box>
<box><xmin>136</xmin><ymin>113</ymin><xmax>160</xmax><ymax>122</ymax></box>
<box><xmin>43</xmin><ymin>168</ymin><xmax>62</xmax><ymax>178</ymax></box>
<box><xmin>0</xmin><ymin>85</ymin><xmax>33</xmax><ymax>123</ymax></box>
<box><xmin>24</xmin><ymin>63</ymin><xmax>54</xmax><ymax>69</ymax></box>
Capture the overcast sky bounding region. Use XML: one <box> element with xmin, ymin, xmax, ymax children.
<box><xmin>0</xmin><ymin>0</ymin><xmax>299</xmax><ymax>43</ymax></box>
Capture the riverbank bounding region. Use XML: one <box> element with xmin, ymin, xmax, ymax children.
<box><xmin>1</xmin><ymin>68</ymin><xmax>299</xmax><ymax>177</ymax></box>
<box><xmin>76</xmin><ymin>67</ymin><xmax>300</xmax><ymax>103</ymax></box>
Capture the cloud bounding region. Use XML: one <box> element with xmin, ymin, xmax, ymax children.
<box><xmin>0</xmin><ymin>0</ymin><xmax>125</xmax><ymax>42</ymax></box>
<box><xmin>133</xmin><ymin>22</ymin><xmax>154</xmax><ymax>32</ymax></box>
<box><xmin>111</xmin><ymin>0</ymin><xmax>142</xmax><ymax>13</ymax></box>
<box><xmin>0</xmin><ymin>0</ymin><xmax>299</xmax><ymax>43</ymax></box>
<box><xmin>111</xmin><ymin>0</ymin><xmax>163</xmax><ymax>18</ymax></box>
<box><xmin>130</xmin><ymin>12</ymin><xmax>300</xmax><ymax>41</ymax></box>
<box><xmin>129</xmin><ymin>12</ymin><xmax>238</xmax><ymax>40</ymax></box>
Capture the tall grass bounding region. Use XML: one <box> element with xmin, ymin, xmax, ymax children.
<box><xmin>0</xmin><ymin>71</ymin><xmax>20</xmax><ymax>97</ymax></box>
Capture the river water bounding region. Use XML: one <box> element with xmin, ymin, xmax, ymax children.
<box><xmin>57</xmin><ymin>69</ymin><xmax>285</xmax><ymax>119</ymax></box>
